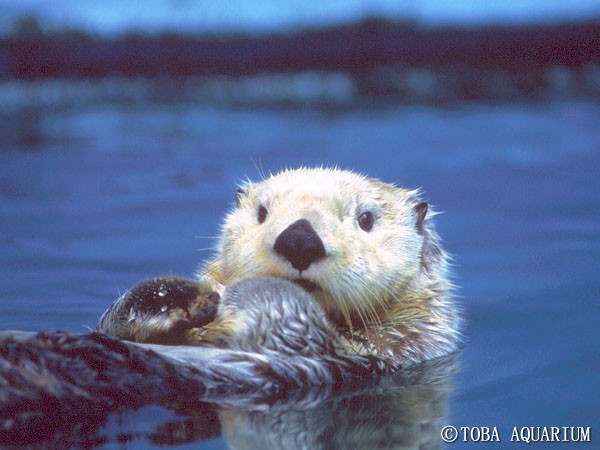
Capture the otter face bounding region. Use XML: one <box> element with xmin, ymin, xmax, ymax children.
<box><xmin>209</xmin><ymin>168</ymin><xmax>430</xmax><ymax>329</ymax></box>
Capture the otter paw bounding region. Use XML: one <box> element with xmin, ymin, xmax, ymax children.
<box><xmin>96</xmin><ymin>276</ymin><xmax>219</xmax><ymax>345</ymax></box>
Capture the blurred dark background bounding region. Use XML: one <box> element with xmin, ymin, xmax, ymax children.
<box><xmin>1</xmin><ymin>1</ymin><xmax>599</xmax><ymax>103</ymax></box>
<box><xmin>0</xmin><ymin>1</ymin><xmax>599</xmax><ymax>449</ymax></box>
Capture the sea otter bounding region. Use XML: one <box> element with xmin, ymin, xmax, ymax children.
<box><xmin>97</xmin><ymin>168</ymin><xmax>460</xmax><ymax>366</ymax></box>
<box><xmin>1</xmin><ymin>168</ymin><xmax>460</xmax><ymax>446</ymax></box>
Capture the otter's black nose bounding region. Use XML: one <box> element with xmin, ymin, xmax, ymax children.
<box><xmin>274</xmin><ymin>219</ymin><xmax>326</xmax><ymax>272</ymax></box>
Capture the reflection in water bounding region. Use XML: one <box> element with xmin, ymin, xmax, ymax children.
<box><xmin>151</xmin><ymin>354</ymin><xmax>458</xmax><ymax>449</ymax></box>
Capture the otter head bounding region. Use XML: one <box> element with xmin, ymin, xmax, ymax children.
<box><xmin>207</xmin><ymin>168</ymin><xmax>443</xmax><ymax>331</ymax></box>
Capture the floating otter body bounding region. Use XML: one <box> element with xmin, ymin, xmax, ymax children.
<box><xmin>2</xmin><ymin>168</ymin><xmax>460</xmax><ymax>446</ymax></box>
<box><xmin>98</xmin><ymin>168</ymin><xmax>460</xmax><ymax>366</ymax></box>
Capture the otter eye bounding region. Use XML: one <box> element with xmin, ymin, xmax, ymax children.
<box><xmin>358</xmin><ymin>211</ymin><xmax>374</xmax><ymax>231</ymax></box>
<box><xmin>257</xmin><ymin>205</ymin><xmax>268</xmax><ymax>224</ymax></box>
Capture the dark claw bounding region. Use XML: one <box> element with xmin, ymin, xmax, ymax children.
<box><xmin>189</xmin><ymin>302</ymin><xmax>218</xmax><ymax>327</ymax></box>
<box><xmin>168</xmin><ymin>318</ymin><xmax>194</xmax><ymax>335</ymax></box>
<box><xmin>207</xmin><ymin>292</ymin><xmax>220</xmax><ymax>303</ymax></box>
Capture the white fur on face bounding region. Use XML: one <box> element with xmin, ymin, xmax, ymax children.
<box><xmin>215</xmin><ymin>168</ymin><xmax>425</xmax><ymax>325</ymax></box>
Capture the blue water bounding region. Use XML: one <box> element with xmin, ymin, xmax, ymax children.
<box><xmin>1</xmin><ymin>95</ymin><xmax>599</xmax><ymax>448</ymax></box>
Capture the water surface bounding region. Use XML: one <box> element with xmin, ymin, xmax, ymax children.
<box><xmin>1</xmin><ymin>94</ymin><xmax>598</xmax><ymax>448</ymax></box>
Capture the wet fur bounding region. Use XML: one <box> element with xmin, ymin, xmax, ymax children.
<box><xmin>200</xmin><ymin>168</ymin><xmax>460</xmax><ymax>365</ymax></box>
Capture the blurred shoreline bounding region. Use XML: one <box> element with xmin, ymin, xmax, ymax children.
<box><xmin>1</xmin><ymin>69</ymin><xmax>599</xmax><ymax>113</ymax></box>
<box><xmin>1</xmin><ymin>17</ymin><xmax>599</xmax><ymax>105</ymax></box>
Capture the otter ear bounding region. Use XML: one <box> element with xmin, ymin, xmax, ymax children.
<box><xmin>415</xmin><ymin>202</ymin><xmax>428</xmax><ymax>234</ymax></box>
<box><xmin>235</xmin><ymin>188</ymin><xmax>248</xmax><ymax>207</ymax></box>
